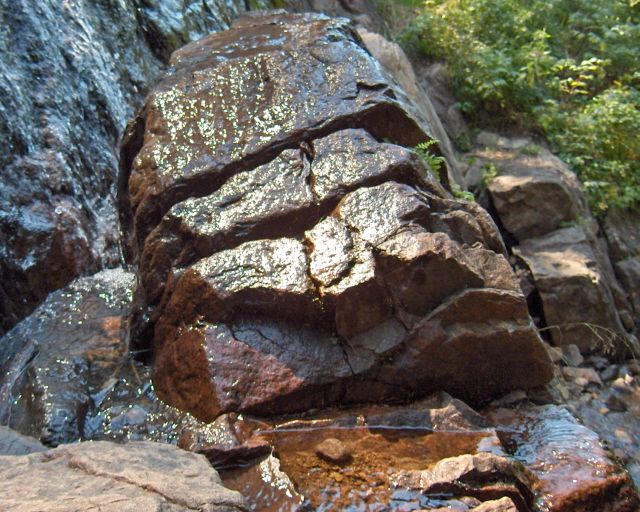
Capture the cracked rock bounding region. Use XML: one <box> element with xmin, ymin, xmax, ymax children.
<box><xmin>120</xmin><ymin>12</ymin><xmax>553</xmax><ymax>421</ymax></box>
<box><xmin>0</xmin><ymin>440</ymin><xmax>246</xmax><ymax>511</ymax></box>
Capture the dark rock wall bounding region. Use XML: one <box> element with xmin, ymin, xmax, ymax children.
<box><xmin>0</xmin><ymin>0</ymin><xmax>273</xmax><ymax>334</ymax></box>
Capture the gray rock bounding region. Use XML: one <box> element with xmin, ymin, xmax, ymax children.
<box><xmin>0</xmin><ymin>440</ymin><xmax>246</xmax><ymax>511</ymax></box>
<box><xmin>601</xmin><ymin>365</ymin><xmax>620</xmax><ymax>381</ymax></box>
<box><xmin>562</xmin><ymin>344</ymin><xmax>584</xmax><ymax>367</ymax></box>
<box><xmin>0</xmin><ymin>426</ymin><xmax>47</xmax><ymax>456</ymax></box>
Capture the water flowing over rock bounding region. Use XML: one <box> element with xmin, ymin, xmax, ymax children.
<box><xmin>489</xmin><ymin>405</ymin><xmax>640</xmax><ymax>512</ymax></box>
<box><xmin>119</xmin><ymin>11</ymin><xmax>553</xmax><ymax>422</ymax></box>
<box><xmin>0</xmin><ymin>0</ymin><xmax>281</xmax><ymax>335</ymax></box>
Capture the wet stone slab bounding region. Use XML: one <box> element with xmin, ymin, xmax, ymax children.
<box><xmin>487</xmin><ymin>405</ymin><xmax>640</xmax><ymax>512</ymax></box>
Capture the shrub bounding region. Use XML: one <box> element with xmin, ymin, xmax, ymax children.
<box><xmin>389</xmin><ymin>0</ymin><xmax>640</xmax><ymax>213</ymax></box>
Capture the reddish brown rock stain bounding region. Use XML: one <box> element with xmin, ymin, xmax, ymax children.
<box><xmin>223</xmin><ymin>427</ymin><xmax>493</xmax><ymax>511</ymax></box>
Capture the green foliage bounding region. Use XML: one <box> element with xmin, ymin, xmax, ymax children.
<box><xmin>393</xmin><ymin>0</ymin><xmax>640</xmax><ymax>213</ymax></box>
<box><xmin>480</xmin><ymin>163</ymin><xmax>499</xmax><ymax>190</ymax></box>
<box><xmin>452</xmin><ymin>183</ymin><xmax>476</xmax><ymax>202</ymax></box>
<box><xmin>414</xmin><ymin>140</ymin><xmax>476</xmax><ymax>201</ymax></box>
<box><xmin>414</xmin><ymin>139</ymin><xmax>446</xmax><ymax>178</ymax></box>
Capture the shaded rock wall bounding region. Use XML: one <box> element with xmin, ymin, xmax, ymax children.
<box><xmin>0</xmin><ymin>0</ymin><xmax>279</xmax><ymax>335</ymax></box>
<box><xmin>464</xmin><ymin>135</ymin><xmax>637</xmax><ymax>355</ymax></box>
<box><xmin>120</xmin><ymin>12</ymin><xmax>553</xmax><ymax>422</ymax></box>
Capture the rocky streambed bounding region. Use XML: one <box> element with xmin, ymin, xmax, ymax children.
<box><xmin>1</xmin><ymin>6</ymin><xmax>639</xmax><ymax>512</ymax></box>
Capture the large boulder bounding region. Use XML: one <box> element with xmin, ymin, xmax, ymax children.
<box><xmin>120</xmin><ymin>12</ymin><xmax>552</xmax><ymax>422</ymax></box>
<box><xmin>0</xmin><ymin>440</ymin><xmax>246</xmax><ymax>511</ymax></box>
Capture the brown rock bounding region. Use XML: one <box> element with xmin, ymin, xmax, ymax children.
<box><xmin>374</xmin><ymin>288</ymin><xmax>553</xmax><ymax>403</ymax></box>
<box><xmin>119</xmin><ymin>13</ymin><xmax>434</xmax><ymax>256</ymax></box>
<box><xmin>486</xmin><ymin>149</ymin><xmax>585</xmax><ymax>241</ymax></box>
<box><xmin>489</xmin><ymin>405</ymin><xmax>640</xmax><ymax>512</ymax></box>
<box><xmin>393</xmin><ymin>452</ymin><xmax>535</xmax><ymax>510</ymax></box>
<box><xmin>315</xmin><ymin>437</ymin><xmax>352</xmax><ymax>465</ymax></box>
<box><xmin>122</xmin><ymin>12</ymin><xmax>553</xmax><ymax>420</ymax></box>
<box><xmin>0</xmin><ymin>440</ymin><xmax>246</xmax><ymax>511</ymax></box>
<box><xmin>473</xmin><ymin>497</ymin><xmax>518</xmax><ymax>511</ymax></box>
<box><xmin>514</xmin><ymin>226</ymin><xmax>630</xmax><ymax>354</ymax></box>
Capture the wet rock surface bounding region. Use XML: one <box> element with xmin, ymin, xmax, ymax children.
<box><xmin>488</xmin><ymin>405</ymin><xmax>640</xmax><ymax>512</ymax></box>
<box><xmin>0</xmin><ymin>0</ymin><xmax>274</xmax><ymax>334</ymax></box>
<box><xmin>218</xmin><ymin>393</ymin><xmax>508</xmax><ymax>511</ymax></box>
<box><xmin>393</xmin><ymin>452</ymin><xmax>535</xmax><ymax>511</ymax></box>
<box><xmin>0</xmin><ymin>269</ymin><xmax>192</xmax><ymax>446</ymax></box>
<box><xmin>120</xmin><ymin>12</ymin><xmax>552</xmax><ymax>421</ymax></box>
<box><xmin>0</xmin><ymin>440</ymin><xmax>246</xmax><ymax>511</ymax></box>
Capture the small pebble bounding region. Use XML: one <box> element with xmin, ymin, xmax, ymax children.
<box><xmin>316</xmin><ymin>438</ymin><xmax>352</xmax><ymax>465</ymax></box>
<box><xmin>600</xmin><ymin>365</ymin><xmax>619</xmax><ymax>381</ymax></box>
<box><xmin>562</xmin><ymin>344</ymin><xmax>584</xmax><ymax>367</ymax></box>
<box><xmin>605</xmin><ymin>394</ymin><xmax>628</xmax><ymax>412</ymax></box>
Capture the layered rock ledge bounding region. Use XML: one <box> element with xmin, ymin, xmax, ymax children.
<box><xmin>119</xmin><ymin>11</ymin><xmax>553</xmax><ymax>422</ymax></box>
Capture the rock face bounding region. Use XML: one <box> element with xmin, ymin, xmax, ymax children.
<box><xmin>602</xmin><ymin>208</ymin><xmax>640</xmax><ymax>323</ymax></box>
<box><xmin>0</xmin><ymin>0</ymin><xmax>283</xmax><ymax>335</ymax></box>
<box><xmin>468</xmin><ymin>136</ymin><xmax>637</xmax><ymax>354</ymax></box>
<box><xmin>0</xmin><ymin>440</ymin><xmax>246</xmax><ymax>511</ymax></box>
<box><xmin>119</xmin><ymin>12</ymin><xmax>552</xmax><ymax>422</ymax></box>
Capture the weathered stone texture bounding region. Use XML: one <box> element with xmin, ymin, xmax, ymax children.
<box><xmin>120</xmin><ymin>12</ymin><xmax>552</xmax><ymax>422</ymax></box>
<box><xmin>0</xmin><ymin>440</ymin><xmax>246</xmax><ymax>511</ymax></box>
